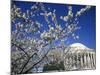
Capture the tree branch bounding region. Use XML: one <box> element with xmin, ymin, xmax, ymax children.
<box><xmin>19</xmin><ymin>53</ymin><xmax>37</xmax><ymax>73</ymax></box>
<box><xmin>23</xmin><ymin>49</ymin><xmax>50</xmax><ymax>73</ymax></box>
<box><xmin>12</xmin><ymin>42</ymin><xmax>29</xmax><ymax>57</ymax></box>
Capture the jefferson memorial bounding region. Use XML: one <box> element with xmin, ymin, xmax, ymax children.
<box><xmin>64</xmin><ymin>43</ymin><xmax>96</xmax><ymax>71</ymax></box>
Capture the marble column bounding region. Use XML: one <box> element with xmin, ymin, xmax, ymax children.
<box><xmin>91</xmin><ymin>53</ymin><xmax>94</xmax><ymax>68</ymax></box>
<box><xmin>92</xmin><ymin>53</ymin><xmax>96</xmax><ymax>68</ymax></box>
<box><xmin>93</xmin><ymin>53</ymin><xmax>96</xmax><ymax>68</ymax></box>
<box><xmin>88</xmin><ymin>53</ymin><xmax>91</xmax><ymax>68</ymax></box>
<box><xmin>84</xmin><ymin>53</ymin><xmax>87</xmax><ymax>68</ymax></box>
<box><xmin>89</xmin><ymin>53</ymin><xmax>93</xmax><ymax>68</ymax></box>
<box><xmin>80</xmin><ymin>54</ymin><xmax>83</xmax><ymax>68</ymax></box>
<box><xmin>86</xmin><ymin>53</ymin><xmax>91</xmax><ymax>68</ymax></box>
<box><xmin>85</xmin><ymin>53</ymin><xmax>88</xmax><ymax>68</ymax></box>
<box><xmin>74</xmin><ymin>54</ymin><xmax>77</xmax><ymax>68</ymax></box>
<box><xmin>76</xmin><ymin>53</ymin><xmax>79</xmax><ymax>68</ymax></box>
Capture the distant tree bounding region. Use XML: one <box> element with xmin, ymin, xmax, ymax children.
<box><xmin>43</xmin><ymin>61</ymin><xmax>65</xmax><ymax>72</ymax></box>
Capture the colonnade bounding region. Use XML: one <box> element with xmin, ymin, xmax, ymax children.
<box><xmin>64</xmin><ymin>51</ymin><xmax>96</xmax><ymax>70</ymax></box>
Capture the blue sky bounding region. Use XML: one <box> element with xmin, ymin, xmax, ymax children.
<box><xmin>12</xmin><ymin>1</ymin><xmax>96</xmax><ymax>49</ymax></box>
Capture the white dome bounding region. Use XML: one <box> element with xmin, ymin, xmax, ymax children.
<box><xmin>69</xmin><ymin>43</ymin><xmax>88</xmax><ymax>49</ymax></box>
<box><xmin>65</xmin><ymin>43</ymin><xmax>90</xmax><ymax>53</ymax></box>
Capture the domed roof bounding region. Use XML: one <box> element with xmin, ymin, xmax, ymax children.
<box><xmin>69</xmin><ymin>43</ymin><xmax>88</xmax><ymax>49</ymax></box>
<box><xmin>65</xmin><ymin>43</ymin><xmax>91</xmax><ymax>53</ymax></box>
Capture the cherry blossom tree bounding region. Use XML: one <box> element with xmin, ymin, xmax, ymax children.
<box><xmin>11</xmin><ymin>1</ymin><xmax>92</xmax><ymax>74</ymax></box>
